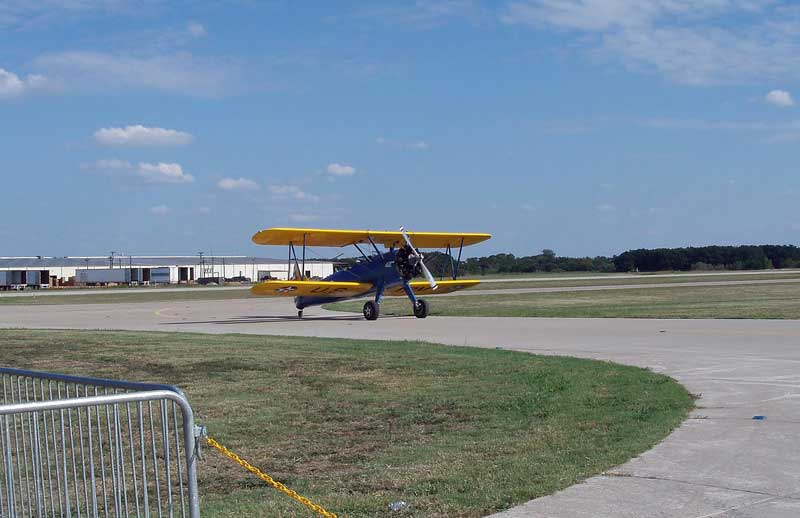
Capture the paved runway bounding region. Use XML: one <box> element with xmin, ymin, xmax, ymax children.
<box><xmin>1</xmin><ymin>299</ymin><xmax>798</xmax><ymax>517</ymax></box>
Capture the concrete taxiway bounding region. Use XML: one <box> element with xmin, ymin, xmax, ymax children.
<box><xmin>1</xmin><ymin>298</ymin><xmax>798</xmax><ymax>517</ymax></box>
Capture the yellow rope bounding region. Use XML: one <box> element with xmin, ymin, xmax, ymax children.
<box><xmin>205</xmin><ymin>436</ymin><xmax>337</xmax><ymax>518</ymax></box>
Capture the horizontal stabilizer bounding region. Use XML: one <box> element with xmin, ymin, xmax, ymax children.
<box><xmin>250</xmin><ymin>280</ymin><xmax>372</xmax><ymax>298</ymax></box>
<box><xmin>385</xmin><ymin>279</ymin><xmax>481</xmax><ymax>296</ymax></box>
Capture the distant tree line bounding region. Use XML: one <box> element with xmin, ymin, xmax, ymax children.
<box><xmin>612</xmin><ymin>245</ymin><xmax>800</xmax><ymax>272</ymax></box>
<box><xmin>332</xmin><ymin>244</ymin><xmax>800</xmax><ymax>276</ymax></box>
<box><xmin>413</xmin><ymin>250</ymin><xmax>615</xmax><ymax>276</ymax></box>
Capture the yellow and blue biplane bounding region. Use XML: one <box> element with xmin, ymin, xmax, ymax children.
<box><xmin>250</xmin><ymin>227</ymin><xmax>491</xmax><ymax>320</ymax></box>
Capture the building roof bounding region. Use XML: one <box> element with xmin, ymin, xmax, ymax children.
<box><xmin>0</xmin><ymin>256</ymin><xmax>330</xmax><ymax>268</ymax></box>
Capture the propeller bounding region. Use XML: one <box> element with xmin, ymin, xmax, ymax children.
<box><xmin>399</xmin><ymin>226</ymin><xmax>438</xmax><ymax>290</ymax></box>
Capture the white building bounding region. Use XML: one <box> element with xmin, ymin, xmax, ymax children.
<box><xmin>0</xmin><ymin>256</ymin><xmax>336</xmax><ymax>287</ymax></box>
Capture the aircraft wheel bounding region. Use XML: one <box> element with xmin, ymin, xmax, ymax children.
<box><xmin>297</xmin><ymin>310</ymin><xmax>303</xmax><ymax>319</ymax></box>
<box><xmin>413</xmin><ymin>299</ymin><xmax>429</xmax><ymax>319</ymax></box>
<box><xmin>363</xmin><ymin>301</ymin><xmax>380</xmax><ymax>321</ymax></box>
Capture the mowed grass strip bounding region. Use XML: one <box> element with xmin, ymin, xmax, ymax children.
<box><xmin>470</xmin><ymin>272</ymin><xmax>800</xmax><ymax>290</ymax></box>
<box><xmin>1</xmin><ymin>329</ymin><xmax>692</xmax><ymax>518</ymax></box>
<box><xmin>326</xmin><ymin>282</ymin><xmax>800</xmax><ymax>319</ymax></box>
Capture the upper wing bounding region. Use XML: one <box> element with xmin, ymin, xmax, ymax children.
<box><xmin>251</xmin><ymin>280</ymin><xmax>372</xmax><ymax>297</ymax></box>
<box><xmin>384</xmin><ymin>279</ymin><xmax>481</xmax><ymax>296</ymax></box>
<box><xmin>252</xmin><ymin>227</ymin><xmax>491</xmax><ymax>249</ymax></box>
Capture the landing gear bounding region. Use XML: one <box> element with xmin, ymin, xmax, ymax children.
<box><xmin>413</xmin><ymin>298</ymin><xmax>429</xmax><ymax>319</ymax></box>
<box><xmin>363</xmin><ymin>300</ymin><xmax>380</xmax><ymax>321</ymax></box>
<box><xmin>297</xmin><ymin>310</ymin><xmax>303</xmax><ymax>319</ymax></box>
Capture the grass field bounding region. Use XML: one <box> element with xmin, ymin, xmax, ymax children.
<box><xmin>456</xmin><ymin>269</ymin><xmax>800</xmax><ymax>280</ymax></box>
<box><xmin>326</xmin><ymin>282</ymin><xmax>800</xmax><ymax>319</ymax></box>
<box><xmin>1</xmin><ymin>329</ymin><xmax>693</xmax><ymax>518</ymax></box>
<box><xmin>3</xmin><ymin>270</ymin><xmax>799</xmax><ymax>306</ymax></box>
<box><xmin>470</xmin><ymin>272</ymin><xmax>800</xmax><ymax>290</ymax></box>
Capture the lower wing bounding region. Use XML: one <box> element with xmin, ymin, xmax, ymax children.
<box><xmin>384</xmin><ymin>279</ymin><xmax>480</xmax><ymax>296</ymax></box>
<box><xmin>251</xmin><ymin>280</ymin><xmax>373</xmax><ymax>297</ymax></box>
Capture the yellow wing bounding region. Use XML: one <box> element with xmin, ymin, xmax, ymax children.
<box><xmin>250</xmin><ymin>280</ymin><xmax>372</xmax><ymax>297</ymax></box>
<box><xmin>384</xmin><ymin>279</ymin><xmax>481</xmax><ymax>296</ymax></box>
<box><xmin>252</xmin><ymin>227</ymin><xmax>491</xmax><ymax>249</ymax></box>
<box><xmin>251</xmin><ymin>279</ymin><xmax>480</xmax><ymax>298</ymax></box>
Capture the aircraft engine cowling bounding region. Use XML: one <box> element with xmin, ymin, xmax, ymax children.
<box><xmin>395</xmin><ymin>245</ymin><xmax>422</xmax><ymax>281</ymax></box>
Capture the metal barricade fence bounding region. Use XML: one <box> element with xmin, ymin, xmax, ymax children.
<box><xmin>0</xmin><ymin>367</ymin><xmax>201</xmax><ymax>518</ymax></box>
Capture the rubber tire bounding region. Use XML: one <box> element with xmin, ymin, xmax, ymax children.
<box><xmin>297</xmin><ymin>310</ymin><xmax>303</xmax><ymax>319</ymax></box>
<box><xmin>413</xmin><ymin>299</ymin><xmax>429</xmax><ymax>319</ymax></box>
<box><xmin>363</xmin><ymin>301</ymin><xmax>380</xmax><ymax>321</ymax></box>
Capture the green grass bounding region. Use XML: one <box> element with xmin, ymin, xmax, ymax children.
<box><xmin>326</xmin><ymin>282</ymin><xmax>800</xmax><ymax>319</ymax></box>
<box><xmin>461</xmin><ymin>269</ymin><xmax>798</xmax><ymax>280</ymax></box>
<box><xmin>462</xmin><ymin>271</ymin><xmax>624</xmax><ymax>280</ymax></box>
<box><xmin>1</xmin><ymin>329</ymin><xmax>693</xmax><ymax>518</ymax></box>
<box><xmin>2</xmin><ymin>270</ymin><xmax>797</xmax><ymax>306</ymax></box>
<box><xmin>471</xmin><ymin>272</ymin><xmax>800</xmax><ymax>290</ymax></box>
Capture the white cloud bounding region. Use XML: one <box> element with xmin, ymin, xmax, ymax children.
<box><xmin>269</xmin><ymin>185</ymin><xmax>320</xmax><ymax>203</ymax></box>
<box><xmin>83</xmin><ymin>159</ymin><xmax>196</xmax><ymax>184</ymax></box>
<box><xmin>769</xmin><ymin>132</ymin><xmax>800</xmax><ymax>143</ymax></box>
<box><xmin>326</xmin><ymin>163</ymin><xmax>356</xmax><ymax>176</ymax></box>
<box><xmin>0</xmin><ymin>68</ymin><xmax>48</xmax><ymax>99</ymax></box>
<box><xmin>94</xmin><ymin>125</ymin><xmax>194</xmax><ymax>147</ymax></box>
<box><xmin>375</xmin><ymin>137</ymin><xmax>430</xmax><ymax>149</ymax></box>
<box><xmin>352</xmin><ymin>1</ymin><xmax>484</xmax><ymax>29</ymax></box>
<box><xmin>149</xmin><ymin>205</ymin><xmax>171</xmax><ymax>216</ymax></box>
<box><xmin>522</xmin><ymin>203</ymin><xmax>535</xmax><ymax>211</ymax></box>
<box><xmin>288</xmin><ymin>212</ymin><xmax>319</xmax><ymax>223</ymax></box>
<box><xmin>187</xmin><ymin>21</ymin><xmax>206</xmax><ymax>37</ymax></box>
<box><xmin>765</xmin><ymin>90</ymin><xmax>794</xmax><ymax>108</ymax></box>
<box><xmin>595</xmin><ymin>203</ymin><xmax>615</xmax><ymax>212</ymax></box>
<box><xmin>540</xmin><ymin>123</ymin><xmax>592</xmax><ymax>135</ymax></box>
<box><xmin>81</xmin><ymin>158</ymin><xmax>133</xmax><ymax>171</ymax></box>
<box><xmin>33</xmin><ymin>51</ymin><xmax>240</xmax><ymax>97</ymax></box>
<box><xmin>194</xmin><ymin>206</ymin><xmax>211</xmax><ymax>215</ymax></box>
<box><xmin>500</xmin><ymin>1</ymin><xmax>800</xmax><ymax>85</ymax></box>
<box><xmin>217</xmin><ymin>177</ymin><xmax>260</xmax><ymax>191</ymax></box>
<box><xmin>137</xmin><ymin>162</ymin><xmax>195</xmax><ymax>184</ymax></box>
<box><xmin>640</xmin><ymin>118</ymin><xmax>800</xmax><ymax>132</ymax></box>
<box><xmin>639</xmin><ymin>117</ymin><xmax>800</xmax><ymax>143</ymax></box>
<box><xmin>0</xmin><ymin>1</ymin><xmax>138</xmax><ymax>29</ymax></box>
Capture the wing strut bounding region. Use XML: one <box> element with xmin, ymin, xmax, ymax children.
<box><xmin>288</xmin><ymin>242</ymin><xmax>302</xmax><ymax>280</ymax></box>
<box><xmin>352</xmin><ymin>243</ymin><xmax>371</xmax><ymax>262</ymax></box>
<box><xmin>366</xmin><ymin>235</ymin><xmax>382</xmax><ymax>256</ymax></box>
<box><xmin>447</xmin><ymin>244</ymin><xmax>455</xmax><ymax>280</ymax></box>
<box><xmin>454</xmin><ymin>237</ymin><xmax>465</xmax><ymax>279</ymax></box>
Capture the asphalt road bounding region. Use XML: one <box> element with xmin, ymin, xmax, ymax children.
<box><xmin>1</xmin><ymin>299</ymin><xmax>798</xmax><ymax>517</ymax></box>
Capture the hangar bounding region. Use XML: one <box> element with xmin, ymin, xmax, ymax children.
<box><xmin>0</xmin><ymin>256</ymin><xmax>336</xmax><ymax>289</ymax></box>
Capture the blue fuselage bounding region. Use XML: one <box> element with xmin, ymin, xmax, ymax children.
<box><xmin>295</xmin><ymin>249</ymin><xmax>404</xmax><ymax>309</ymax></box>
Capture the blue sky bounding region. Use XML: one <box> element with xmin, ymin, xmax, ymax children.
<box><xmin>2</xmin><ymin>1</ymin><xmax>800</xmax><ymax>259</ymax></box>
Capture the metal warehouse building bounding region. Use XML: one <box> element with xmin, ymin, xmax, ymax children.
<box><xmin>0</xmin><ymin>256</ymin><xmax>335</xmax><ymax>288</ymax></box>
